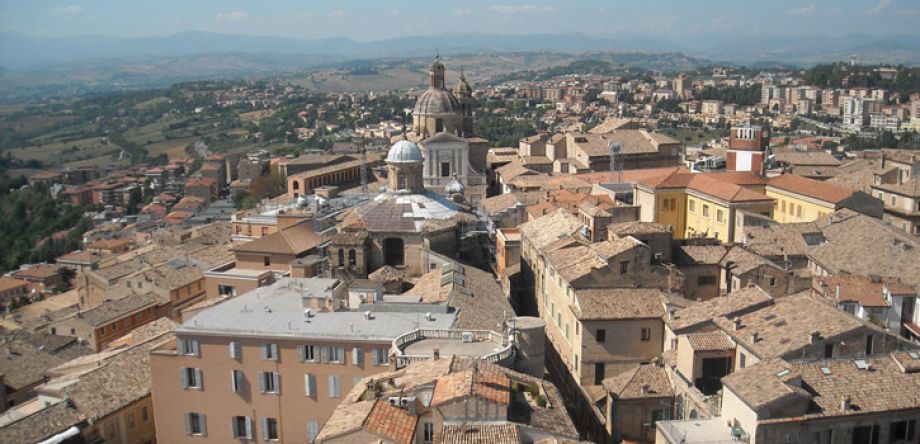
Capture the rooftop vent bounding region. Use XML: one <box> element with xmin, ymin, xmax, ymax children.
<box><xmin>854</xmin><ymin>359</ymin><xmax>870</xmax><ymax>370</ymax></box>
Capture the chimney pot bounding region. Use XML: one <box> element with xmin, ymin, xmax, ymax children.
<box><xmin>750</xmin><ymin>332</ymin><xmax>759</xmax><ymax>343</ymax></box>
<box><xmin>841</xmin><ymin>395</ymin><xmax>852</xmax><ymax>411</ymax></box>
<box><xmin>733</xmin><ymin>318</ymin><xmax>743</xmax><ymax>331</ymax></box>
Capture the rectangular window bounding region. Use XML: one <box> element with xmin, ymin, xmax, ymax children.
<box><xmin>229</xmin><ymin>341</ymin><xmax>241</xmax><ymax>359</ymax></box>
<box><xmin>890</xmin><ymin>420</ymin><xmax>915</xmax><ymax>442</ymax></box>
<box><xmin>702</xmin><ymin>205</ymin><xmax>709</xmax><ymax>217</ymax></box>
<box><xmin>641</xmin><ymin>327</ymin><xmax>652</xmax><ymax>341</ymax></box>
<box><xmin>440</xmin><ymin>162</ymin><xmax>451</xmax><ymax>177</ymax></box>
<box><xmin>231</xmin><ymin>416</ymin><xmax>252</xmax><ymax>439</ymax></box>
<box><xmin>866</xmin><ymin>334</ymin><xmax>874</xmax><ymax>356</ymax></box>
<box><xmin>180</xmin><ymin>367</ymin><xmax>202</xmax><ymax>389</ymax></box>
<box><xmin>185</xmin><ymin>412</ymin><xmax>207</xmax><ymax>436</ymax></box>
<box><xmin>565</xmin><ymin>323</ymin><xmax>570</xmax><ymax>340</ymax></box>
<box><xmin>620</xmin><ymin>261</ymin><xmax>629</xmax><ymax>275</ymax></box>
<box><xmin>328</xmin><ymin>375</ymin><xmax>341</xmax><ymax>398</ymax></box>
<box><xmin>352</xmin><ymin>347</ymin><xmax>364</xmax><ymax>365</ymax></box>
<box><xmin>696</xmin><ymin>275</ymin><xmax>717</xmax><ymax>286</ymax></box>
<box><xmin>423</xmin><ymin>422</ymin><xmax>435</xmax><ymax>443</ymax></box>
<box><xmin>739</xmin><ymin>353</ymin><xmax>746</xmax><ymax>369</ymax></box>
<box><xmin>716</xmin><ymin>209</ymin><xmax>724</xmax><ymax>222</ymax></box>
<box><xmin>261</xmin><ymin>343</ymin><xmax>278</xmax><ymax>361</ymax></box>
<box><xmin>299</xmin><ymin>344</ymin><xmax>316</xmax><ymax>362</ymax></box>
<box><xmin>824</xmin><ymin>343</ymin><xmax>834</xmax><ymax>359</ymax></box>
<box><xmin>263</xmin><ymin>256</ymin><xmax>271</xmax><ymax>266</ymax></box>
<box><xmin>371</xmin><ymin>347</ymin><xmax>389</xmax><ymax>366</ymax></box>
<box><xmin>141</xmin><ymin>406</ymin><xmax>149</xmax><ymax>422</ymax></box>
<box><xmin>851</xmin><ymin>425</ymin><xmax>880</xmax><ymax>444</ymax></box>
<box><xmin>781</xmin><ymin>200</ymin><xmax>786</xmax><ymax>213</ymax></box>
<box><xmin>127</xmin><ymin>413</ymin><xmax>136</xmax><ymax>430</ymax></box>
<box><xmin>218</xmin><ymin>284</ymin><xmax>236</xmax><ymax>296</ymax></box>
<box><xmin>307</xmin><ymin>420</ymin><xmax>319</xmax><ymax>443</ymax></box>
<box><xmin>594</xmin><ymin>362</ymin><xmax>605</xmax><ymax>385</ymax></box>
<box><xmin>797</xmin><ymin>205</ymin><xmax>803</xmax><ymax>218</ymax></box>
<box><xmin>262</xmin><ymin>418</ymin><xmax>279</xmax><ymax>441</ymax></box>
<box><xmin>259</xmin><ymin>371</ymin><xmax>281</xmax><ymax>394</ymax></box>
<box><xmin>689</xmin><ymin>200</ymin><xmax>695</xmax><ymax>212</ymax></box>
<box><xmin>304</xmin><ymin>374</ymin><xmax>317</xmax><ymax>397</ymax></box>
<box><xmin>231</xmin><ymin>370</ymin><xmax>244</xmax><ymax>393</ymax></box>
<box><xmin>178</xmin><ymin>338</ymin><xmax>200</xmax><ymax>356</ymax></box>
<box><xmin>596</xmin><ymin>329</ymin><xmax>606</xmax><ymax>343</ymax></box>
<box><xmin>326</xmin><ymin>346</ymin><xmax>345</xmax><ymax>363</ymax></box>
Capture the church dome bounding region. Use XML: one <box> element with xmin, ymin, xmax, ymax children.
<box><xmin>386</xmin><ymin>140</ymin><xmax>422</xmax><ymax>163</ymax></box>
<box><xmin>445</xmin><ymin>175</ymin><xmax>465</xmax><ymax>195</ymax></box>
<box><xmin>413</xmin><ymin>88</ymin><xmax>461</xmax><ymax>116</ymax></box>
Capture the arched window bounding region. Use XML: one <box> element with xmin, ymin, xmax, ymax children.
<box><xmin>348</xmin><ymin>249</ymin><xmax>356</xmax><ymax>267</ymax></box>
<box><xmin>435</xmin><ymin>118</ymin><xmax>444</xmax><ymax>133</ymax></box>
<box><xmin>292</xmin><ymin>180</ymin><xmax>300</xmax><ymax>190</ymax></box>
<box><xmin>338</xmin><ymin>249</ymin><xmax>345</xmax><ymax>266</ymax></box>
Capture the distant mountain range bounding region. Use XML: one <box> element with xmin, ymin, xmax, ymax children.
<box><xmin>3</xmin><ymin>31</ymin><xmax>919</xmax><ymax>70</ymax></box>
<box><xmin>0</xmin><ymin>31</ymin><xmax>918</xmax><ymax>101</ymax></box>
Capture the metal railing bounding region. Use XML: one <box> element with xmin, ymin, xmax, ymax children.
<box><xmin>391</xmin><ymin>328</ymin><xmax>515</xmax><ymax>369</ymax></box>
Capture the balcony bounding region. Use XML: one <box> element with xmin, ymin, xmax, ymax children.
<box><xmin>392</xmin><ymin>329</ymin><xmax>515</xmax><ymax>369</ymax></box>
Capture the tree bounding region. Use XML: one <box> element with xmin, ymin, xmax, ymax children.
<box><xmin>126</xmin><ymin>187</ymin><xmax>142</xmax><ymax>215</ymax></box>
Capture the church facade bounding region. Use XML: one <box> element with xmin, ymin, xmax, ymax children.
<box><xmin>405</xmin><ymin>57</ymin><xmax>488</xmax><ymax>205</ymax></box>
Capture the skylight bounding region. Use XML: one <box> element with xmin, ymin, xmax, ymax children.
<box><xmin>775</xmin><ymin>369</ymin><xmax>790</xmax><ymax>378</ymax></box>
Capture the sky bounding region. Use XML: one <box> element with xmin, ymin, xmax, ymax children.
<box><xmin>0</xmin><ymin>0</ymin><xmax>918</xmax><ymax>41</ymax></box>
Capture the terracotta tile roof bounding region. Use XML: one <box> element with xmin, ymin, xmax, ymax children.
<box><xmin>573</xmin><ymin>288</ymin><xmax>668</xmax><ymax>320</ymax></box>
<box><xmin>721</xmin><ymin>358</ymin><xmax>811</xmax><ymax>417</ymax></box>
<box><xmin>439</xmin><ymin>424</ymin><xmax>521</xmax><ymax>444</ymax></box>
<box><xmin>0</xmin><ymin>277</ymin><xmax>29</xmax><ymax>293</ymax></box>
<box><xmin>431</xmin><ymin>368</ymin><xmax>511</xmax><ymax>406</ymax></box>
<box><xmin>545</xmin><ymin>237</ymin><xmax>643</xmax><ymax>283</ymax></box>
<box><xmin>687</xmin><ymin>174</ymin><xmax>772</xmax><ymax>203</ymax></box>
<box><xmin>315</xmin><ymin>399</ymin><xmax>377</xmax><ymax>442</ymax></box>
<box><xmin>231</xmin><ymin>221</ymin><xmax>320</xmax><ymax>255</ymax></box>
<box><xmin>0</xmin><ymin>400</ymin><xmax>85</xmax><ymax>444</ymax></box>
<box><xmin>0</xmin><ymin>339</ymin><xmax>64</xmax><ymax>389</ymax></box>
<box><xmin>741</xmin><ymin>222</ymin><xmax>820</xmax><ymax>258</ymax></box>
<box><xmin>185</xmin><ymin>177</ymin><xmax>216</xmax><ymax>188</ymax></box>
<box><xmin>808</xmin><ymin>210</ymin><xmax>920</xmax><ymax>287</ymax></box>
<box><xmin>362</xmin><ymin>400</ymin><xmax>418</xmax><ymax>444</ymax></box>
<box><xmin>720</xmin><ymin>246</ymin><xmax>783</xmax><ymax>275</ymax></box>
<box><xmin>608</xmin><ymin>221</ymin><xmax>671</xmax><ymax>236</ymax></box>
<box><xmin>577</xmin><ymin>166</ymin><xmax>687</xmax><ymax>185</ymax></box>
<box><xmin>666</xmin><ymin>286</ymin><xmax>773</xmax><ymax>333</ymax></box>
<box><xmin>519</xmin><ymin>209</ymin><xmax>582</xmax><ymax>251</ymax></box>
<box><xmin>673</xmin><ymin>245</ymin><xmax>727</xmax><ymax>265</ymax></box>
<box><xmin>703</xmin><ymin>171</ymin><xmax>769</xmax><ymax>186</ymax></box>
<box><xmin>11</xmin><ymin>264</ymin><xmax>62</xmax><ymax>281</ymax></box>
<box><xmin>713</xmin><ymin>295</ymin><xmax>866</xmax><ymax>360</ymax></box>
<box><xmin>495</xmin><ymin>160</ymin><xmax>537</xmax><ymax>182</ymax></box>
<box><xmin>813</xmin><ymin>275</ymin><xmax>914</xmax><ymax>308</ymax></box>
<box><xmin>773</xmin><ymin>150</ymin><xmax>842</xmax><ymax>167</ymax></box>
<box><xmin>686</xmin><ymin>331</ymin><xmax>735</xmax><ymax>351</ymax></box>
<box><xmin>74</xmin><ymin>292</ymin><xmax>160</xmax><ymax>327</ymax></box>
<box><xmin>603</xmin><ymin>363</ymin><xmax>673</xmax><ymax>399</ymax></box>
<box><xmin>481</xmin><ymin>191</ymin><xmax>541</xmax><ymax>215</ymax></box>
<box><xmin>767</xmin><ymin>173</ymin><xmax>854</xmax><ymax>203</ymax></box>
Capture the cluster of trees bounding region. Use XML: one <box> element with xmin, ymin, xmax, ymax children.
<box><xmin>0</xmin><ymin>183</ymin><xmax>90</xmax><ymax>272</ymax></box>
<box><xmin>694</xmin><ymin>85</ymin><xmax>762</xmax><ymax>106</ymax></box>
<box><xmin>802</xmin><ymin>63</ymin><xmax>920</xmax><ymax>98</ymax></box>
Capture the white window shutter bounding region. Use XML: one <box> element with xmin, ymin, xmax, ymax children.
<box><xmin>260</xmin><ymin>344</ymin><xmax>268</xmax><ymax>360</ymax></box>
<box><xmin>200</xmin><ymin>413</ymin><xmax>207</xmax><ymax>436</ymax></box>
<box><xmin>194</xmin><ymin>368</ymin><xmax>202</xmax><ymax>389</ymax></box>
<box><xmin>337</xmin><ymin>346</ymin><xmax>345</xmax><ymax>363</ymax></box>
<box><xmin>230</xmin><ymin>341</ymin><xmax>241</xmax><ymax>359</ymax></box>
<box><xmin>258</xmin><ymin>372</ymin><xmax>266</xmax><ymax>393</ymax></box>
<box><xmin>328</xmin><ymin>375</ymin><xmax>335</xmax><ymax>397</ymax></box>
<box><xmin>180</xmin><ymin>367</ymin><xmax>188</xmax><ymax>388</ymax></box>
<box><xmin>320</xmin><ymin>346</ymin><xmax>330</xmax><ymax>363</ymax></box>
<box><xmin>308</xmin><ymin>420</ymin><xmax>319</xmax><ymax>443</ymax></box>
<box><xmin>272</xmin><ymin>373</ymin><xmax>281</xmax><ymax>394</ymax></box>
<box><xmin>184</xmin><ymin>413</ymin><xmax>192</xmax><ymax>435</ymax></box>
<box><xmin>231</xmin><ymin>417</ymin><xmax>239</xmax><ymax>438</ymax></box>
<box><xmin>261</xmin><ymin>418</ymin><xmax>269</xmax><ymax>441</ymax></box>
<box><xmin>178</xmin><ymin>338</ymin><xmax>186</xmax><ymax>354</ymax></box>
<box><xmin>191</xmin><ymin>339</ymin><xmax>200</xmax><ymax>356</ymax></box>
<box><xmin>245</xmin><ymin>417</ymin><xmax>253</xmax><ymax>439</ymax></box>
<box><xmin>371</xmin><ymin>348</ymin><xmax>379</xmax><ymax>366</ymax></box>
<box><xmin>271</xmin><ymin>343</ymin><xmax>278</xmax><ymax>360</ymax></box>
<box><xmin>298</xmin><ymin>345</ymin><xmax>305</xmax><ymax>362</ymax></box>
<box><xmin>352</xmin><ymin>347</ymin><xmax>363</xmax><ymax>365</ymax></box>
<box><xmin>305</xmin><ymin>374</ymin><xmax>316</xmax><ymax>397</ymax></box>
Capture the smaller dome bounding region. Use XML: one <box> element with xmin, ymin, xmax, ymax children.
<box><xmin>454</xmin><ymin>73</ymin><xmax>472</xmax><ymax>96</ymax></box>
<box><xmin>386</xmin><ymin>140</ymin><xmax>423</xmax><ymax>163</ymax></box>
<box><xmin>445</xmin><ymin>175</ymin><xmax>465</xmax><ymax>195</ymax></box>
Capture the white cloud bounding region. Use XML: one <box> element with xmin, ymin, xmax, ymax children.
<box><xmin>488</xmin><ymin>4</ymin><xmax>555</xmax><ymax>14</ymax></box>
<box><xmin>216</xmin><ymin>11</ymin><xmax>248</xmax><ymax>22</ymax></box>
<box><xmin>868</xmin><ymin>0</ymin><xmax>890</xmax><ymax>14</ymax></box>
<box><xmin>787</xmin><ymin>4</ymin><xmax>816</xmax><ymax>16</ymax></box>
<box><xmin>452</xmin><ymin>7</ymin><xmax>473</xmax><ymax>17</ymax></box>
<box><xmin>52</xmin><ymin>5</ymin><xmax>83</xmax><ymax>15</ymax></box>
<box><xmin>328</xmin><ymin>10</ymin><xmax>346</xmax><ymax>18</ymax></box>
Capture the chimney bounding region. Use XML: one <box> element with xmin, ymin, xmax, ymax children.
<box><xmin>841</xmin><ymin>395</ymin><xmax>851</xmax><ymax>411</ymax></box>
<box><xmin>733</xmin><ymin>318</ymin><xmax>743</xmax><ymax>331</ymax></box>
<box><xmin>750</xmin><ymin>332</ymin><xmax>759</xmax><ymax>343</ymax></box>
<box><xmin>810</xmin><ymin>331</ymin><xmax>821</xmax><ymax>343</ymax></box>
<box><xmin>640</xmin><ymin>384</ymin><xmax>651</xmax><ymax>395</ymax></box>
<box><xmin>668</xmin><ymin>309</ymin><xmax>676</xmax><ymax>321</ymax></box>
<box><xmin>835</xmin><ymin>285</ymin><xmax>840</xmax><ymax>301</ymax></box>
